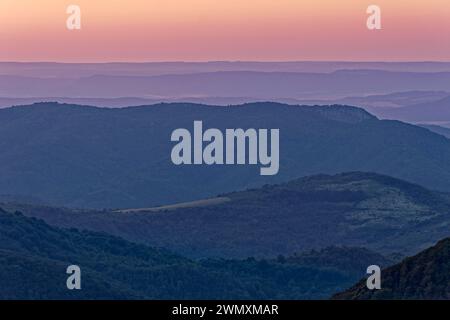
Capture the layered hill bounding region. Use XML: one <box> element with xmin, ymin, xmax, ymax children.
<box><xmin>0</xmin><ymin>207</ymin><xmax>390</xmax><ymax>299</ymax></box>
<box><xmin>374</xmin><ymin>96</ymin><xmax>450</xmax><ymax>123</ymax></box>
<box><xmin>2</xmin><ymin>70</ymin><xmax>450</xmax><ymax>99</ymax></box>
<box><xmin>8</xmin><ymin>172</ymin><xmax>450</xmax><ymax>259</ymax></box>
<box><xmin>333</xmin><ymin>237</ymin><xmax>450</xmax><ymax>300</ymax></box>
<box><xmin>3</xmin><ymin>102</ymin><xmax>450</xmax><ymax>208</ymax></box>
<box><xmin>420</xmin><ymin>124</ymin><xmax>450</xmax><ymax>139</ymax></box>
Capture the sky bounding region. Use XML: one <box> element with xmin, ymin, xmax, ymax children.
<box><xmin>1</xmin><ymin>0</ymin><xmax>449</xmax><ymax>62</ymax></box>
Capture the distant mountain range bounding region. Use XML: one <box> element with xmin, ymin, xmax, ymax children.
<box><xmin>3</xmin><ymin>102</ymin><xmax>450</xmax><ymax>209</ymax></box>
<box><xmin>333</xmin><ymin>237</ymin><xmax>450</xmax><ymax>300</ymax></box>
<box><xmin>2</xmin><ymin>61</ymin><xmax>449</xmax><ymax>130</ymax></box>
<box><xmin>1</xmin><ymin>62</ymin><xmax>449</xmax><ymax>300</ymax></box>
<box><xmin>2</xmin><ymin>70</ymin><xmax>450</xmax><ymax>100</ymax></box>
<box><xmin>2</xmin><ymin>61</ymin><xmax>449</xmax><ymax>128</ymax></box>
<box><xmin>4</xmin><ymin>61</ymin><xmax>450</xmax><ymax>78</ymax></box>
<box><xmin>0</xmin><ymin>207</ymin><xmax>391</xmax><ymax>299</ymax></box>
<box><xmin>6</xmin><ymin>172</ymin><xmax>450</xmax><ymax>259</ymax></box>
<box><xmin>2</xmin><ymin>90</ymin><xmax>448</xmax><ymax>110</ymax></box>
<box><xmin>339</xmin><ymin>91</ymin><xmax>449</xmax><ymax>109</ymax></box>
<box><xmin>373</xmin><ymin>96</ymin><xmax>450</xmax><ymax>124</ymax></box>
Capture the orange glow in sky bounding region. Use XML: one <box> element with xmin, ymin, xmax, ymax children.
<box><xmin>1</xmin><ymin>0</ymin><xmax>449</xmax><ymax>62</ymax></box>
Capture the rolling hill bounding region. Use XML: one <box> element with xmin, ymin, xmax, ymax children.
<box><xmin>0</xmin><ymin>207</ymin><xmax>391</xmax><ymax>299</ymax></box>
<box><xmin>1</xmin><ymin>90</ymin><xmax>447</xmax><ymax>110</ymax></box>
<box><xmin>333</xmin><ymin>237</ymin><xmax>450</xmax><ymax>300</ymax></box>
<box><xmin>7</xmin><ymin>172</ymin><xmax>450</xmax><ymax>259</ymax></box>
<box><xmin>4</xmin><ymin>61</ymin><xmax>450</xmax><ymax>79</ymax></box>
<box><xmin>3</xmin><ymin>102</ymin><xmax>450</xmax><ymax>209</ymax></box>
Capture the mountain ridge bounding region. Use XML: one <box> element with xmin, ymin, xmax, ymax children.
<box><xmin>2</xmin><ymin>70</ymin><xmax>450</xmax><ymax>99</ymax></box>
<box><xmin>0</xmin><ymin>207</ymin><xmax>391</xmax><ymax>299</ymax></box>
<box><xmin>6</xmin><ymin>171</ymin><xmax>450</xmax><ymax>259</ymax></box>
<box><xmin>333</xmin><ymin>237</ymin><xmax>450</xmax><ymax>299</ymax></box>
<box><xmin>2</xmin><ymin>102</ymin><xmax>450</xmax><ymax>209</ymax></box>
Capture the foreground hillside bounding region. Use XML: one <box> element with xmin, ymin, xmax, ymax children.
<box><xmin>2</xmin><ymin>102</ymin><xmax>450</xmax><ymax>208</ymax></box>
<box><xmin>420</xmin><ymin>124</ymin><xmax>450</xmax><ymax>139</ymax></box>
<box><xmin>8</xmin><ymin>172</ymin><xmax>450</xmax><ymax>259</ymax></box>
<box><xmin>0</xmin><ymin>208</ymin><xmax>390</xmax><ymax>299</ymax></box>
<box><xmin>333</xmin><ymin>237</ymin><xmax>450</xmax><ymax>300</ymax></box>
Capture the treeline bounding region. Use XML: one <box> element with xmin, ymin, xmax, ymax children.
<box><xmin>0</xmin><ymin>208</ymin><xmax>389</xmax><ymax>299</ymax></box>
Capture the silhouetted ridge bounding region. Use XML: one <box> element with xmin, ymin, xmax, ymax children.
<box><xmin>333</xmin><ymin>237</ymin><xmax>450</xmax><ymax>299</ymax></box>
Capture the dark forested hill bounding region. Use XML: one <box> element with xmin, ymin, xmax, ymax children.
<box><xmin>333</xmin><ymin>237</ymin><xmax>450</xmax><ymax>300</ymax></box>
<box><xmin>7</xmin><ymin>172</ymin><xmax>450</xmax><ymax>259</ymax></box>
<box><xmin>0</xmin><ymin>207</ymin><xmax>390</xmax><ymax>299</ymax></box>
<box><xmin>2</xmin><ymin>102</ymin><xmax>450</xmax><ymax>209</ymax></box>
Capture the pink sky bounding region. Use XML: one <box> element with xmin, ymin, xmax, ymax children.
<box><xmin>1</xmin><ymin>0</ymin><xmax>449</xmax><ymax>62</ymax></box>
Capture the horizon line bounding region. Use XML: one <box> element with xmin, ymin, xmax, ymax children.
<box><xmin>2</xmin><ymin>60</ymin><xmax>450</xmax><ymax>64</ymax></box>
